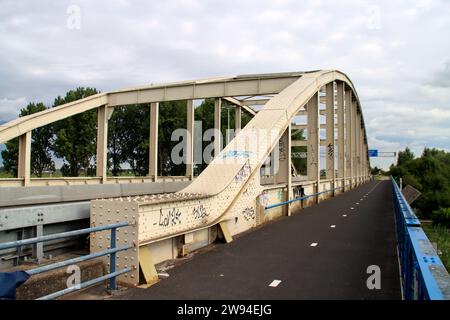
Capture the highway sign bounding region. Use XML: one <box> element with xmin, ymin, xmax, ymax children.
<box><xmin>368</xmin><ymin>149</ymin><xmax>378</xmax><ymax>157</ymax></box>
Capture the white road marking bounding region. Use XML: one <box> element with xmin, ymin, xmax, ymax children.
<box><xmin>330</xmin><ymin>225</ymin><xmax>336</xmax><ymax>228</ymax></box>
<box><xmin>356</xmin><ymin>202</ymin><xmax>359</xmax><ymax>205</ymax></box>
<box><xmin>342</xmin><ymin>214</ymin><xmax>347</xmax><ymax>217</ymax></box>
<box><xmin>310</xmin><ymin>242</ymin><xmax>318</xmax><ymax>247</ymax></box>
<box><xmin>269</xmin><ymin>280</ymin><xmax>282</xmax><ymax>287</ymax></box>
<box><xmin>350</xmin><ymin>207</ymin><xmax>354</xmax><ymax>210</ymax></box>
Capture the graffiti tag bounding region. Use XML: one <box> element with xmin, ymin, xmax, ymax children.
<box><xmin>234</xmin><ymin>162</ymin><xmax>251</xmax><ymax>183</ymax></box>
<box><xmin>242</xmin><ymin>207</ymin><xmax>255</xmax><ymax>221</ymax></box>
<box><xmin>192</xmin><ymin>205</ymin><xmax>209</xmax><ymax>220</ymax></box>
<box><xmin>158</xmin><ymin>208</ymin><xmax>182</xmax><ymax>227</ymax></box>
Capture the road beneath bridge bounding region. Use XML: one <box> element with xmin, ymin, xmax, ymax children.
<box><xmin>114</xmin><ymin>180</ymin><xmax>401</xmax><ymax>300</ymax></box>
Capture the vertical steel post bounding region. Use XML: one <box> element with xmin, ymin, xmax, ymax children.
<box><xmin>32</xmin><ymin>224</ymin><xmax>44</xmax><ymax>263</ymax></box>
<box><xmin>149</xmin><ymin>102</ymin><xmax>159</xmax><ymax>181</ymax></box>
<box><xmin>235</xmin><ymin>106</ymin><xmax>242</xmax><ymax>133</ymax></box>
<box><xmin>286</xmin><ymin>124</ymin><xmax>292</xmax><ymax>216</ymax></box>
<box><xmin>96</xmin><ymin>104</ymin><xmax>108</xmax><ymax>183</ymax></box>
<box><xmin>186</xmin><ymin>100</ymin><xmax>195</xmax><ymax>179</ymax></box>
<box><xmin>307</xmin><ymin>92</ymin><xmax>320</xmax><ymax>201</ymax></box>
<box><xmin>345</xmin><ymin>89</ymin><xmax>352</xmax><ymax>190</ymax></box>
<box><xmin>18</xmin><ymin>131</ymin><xmax>31</xmax><ymax>187</ymax></box>
<box><xmin>214</xmin><ymin>98</ymin><xmax>222</xmax><ymax>158</ymax></box>
<box><xmin>109</xmin><ymin>227</ymin><xmax>117</xmax><ymax>290</ymax></box>
<box><xmin>336</xmin><ymin>82</ymin><xmax>345</xmax><ymax>188</ymax></box>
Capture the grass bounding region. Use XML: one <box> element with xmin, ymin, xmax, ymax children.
<box><xmin>422</xmin><ymin>224</ymin><xmax>450</xmax><ymax>272</ymax></box>
<box><xmin>0</xmin><ymin>172</ymin><xmax>14</xmax><ymax>178</ymax></box>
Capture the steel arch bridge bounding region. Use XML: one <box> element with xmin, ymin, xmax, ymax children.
<box><xmin>0</xmin><ymin>70</ymin><xmax>371</xmax><ymax>286</ymax></box>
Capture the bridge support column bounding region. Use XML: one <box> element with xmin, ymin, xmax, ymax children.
<box><xmin>18</xmin><ymin>131</ymin><xmax>31</xmax><ymax>187</ymax></box>
<box><xmin>354</xmin><ymin>111</ymin><xmax>359</xmax><ymax>185</ymax></box>
<box><xmin>358</xmin><ymin>113</ymin><xmax>364</xmax><ymax>184</ymax></box>
<box><xmin>214</xmin><ymin>98</ymin><xmax>222</xmax><ymax>158</ymax></box>
<box><xmin>351</xmin><ymin>99</ymin><xmax>357</xmax><ymax>187</ymax></box>
<box><xmin>235</xmin><ymin>105</ymin><xmax>242</xmax><ymax>133</ymax></box>
<box><xmin>149</xmin><ymin>102</ymin><xmax>159</xmax><ymax>181</ymax></box>
<box><xmin>345</xmin><ymin>88</ymin><xmax>352</xmax><ymax>190</ymax></box>
<box><xmin>336</xmin><ymin>82</ymin><xmax>345</xmax><ymax>190</ymax></box>
<box><xmin>307</xmin><ymin>92</ymin><xmax>320</xmax><ymax>202</ymax></box>
<box><xmin>365</xmin><ymin>141</ymin><xmax>369</xmax><ymax>181</ymax></box>
<box><xmin>186</xmin><ymin>100</ymin><xmax>195</xmax><ymax>179</ymax></box>
<box><xmin>96</xmin><ymin>105</ymin><xmax>108</xmax><ymax>183</ymax></box>
<box><xmin>325</xmin><ymin>82</ymin><xmax>335</xmax><ymax>194</ymax></box>
<box><xmin>285</xmin><ymin>124</ymin><xmax>292</xmax><ymax>216</ymax></box>
<box><xmin>275</xmin><ymin>125</ymin><xmax>292</xmax><ymax>215</ymax></box>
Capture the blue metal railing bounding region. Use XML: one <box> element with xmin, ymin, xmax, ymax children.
<box><xmin>391</xmin><ymin>176</ymin><xmax>450</xmax><ymax>300</ymax></box>
<box><xmin>0</xmin><ymin>221</ymin><xmax>132</xmax><ymax>300</ymax></box>
<box><xmin>265</xmin><ymin>183</ymin><xmax>352</xmax><ymax>211</ymax></box>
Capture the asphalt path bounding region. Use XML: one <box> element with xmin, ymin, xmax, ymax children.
<box><xmin>118</xmin><ymin>180</ymin><xmax>401</xmax><ymax>300</ymax></box>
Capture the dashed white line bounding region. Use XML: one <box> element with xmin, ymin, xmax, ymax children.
<box><xmin>350</xmin><ymin>207</ymin><xmax>354</xmax><ymax>210</ymax></box>
<box><xmin>269</xmin><ymin>280</ymin><xmax>282</xmax><ymax>287</ymax></box>
<box><xmin>310</xmin><ymin>242</ymin><xmax>318</xmax><ymax>247</ymax></box>
<box><xmin>330</xmin><ymin>225</ymin><xmax>336</xmax><ymax>228</ymax></box>
<box><xmin>342</xmin><ymin>214</ymin><xmax>347</xmax><ymax>217</ymax></box>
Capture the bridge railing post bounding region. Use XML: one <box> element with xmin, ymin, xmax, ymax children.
<box><xmin>108</xmin><ymin>227</ymin><xmax>117</xmax><ymax>291</ymax></box>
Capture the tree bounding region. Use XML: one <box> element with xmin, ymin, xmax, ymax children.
<box><xmin>390</xmin><ymin>147</ymin><xmax>450</xmax><ymax>218</ymax></box>
<box><xmin>159</xmin><ymin>100</ymin><xmax>188</xmax><ymax>176</ymax></box>
<box><xmin>291</xmin><ymin>128</ymin><xmax>306</xmax><ymax>175</ymax></box>
<box><xmin>194</xmin><ymin>98</ymin><xmax>253</xmax><ymax>174</ymax></box>
<box><xmin>1</xmin><ymin>138</ymin><xmax>18</xmax><ymax>176</ymax></box>
<box><xmin>52</xmin><ymin>87</ymin><xmax>99</xmax><ymax>176</ymax></box>
<box><xmin>371</xmin><ymin>166</ymin><xmax>381</xmax><ymax>176</ymax></box>
<box><xmin>1</xmin><ymin>102</ymin><xmax>55</xmax><ymax>177</ymax></box>
<box><xmin>27</xmin><ymin>103</ymin><xmax>55</xmax><ymax>177</ymax></box>
<box><xmin>107</xmin><ymin>106</ymin><xmax>128</xmax><ymax>176</ymax></box>
<box><xmin>397</xmin><ymin>147</ymin><xmax>414</xmax><ymax>166</ymax></box>
<box><xmin>116</xmin><ymin>104</ymin><xmax>150</xmax><ymax>176</ymax></box>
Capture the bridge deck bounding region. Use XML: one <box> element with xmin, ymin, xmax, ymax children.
<box><xmin>116</xmin><ymin>180</ymin><xmax>401</xmax><ymax>300</ymax></box>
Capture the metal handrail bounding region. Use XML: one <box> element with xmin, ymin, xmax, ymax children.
<box><xmin>265</xmin><ymin>183</ymin><xmax>353</xmax><ymax>210</ymax></box>
<box><xmin>0</xmin><ymin>221</ymin><xmax>128</xmax><ymax>251</ymax></box>
<box><xmin>391</xmin><ymin>176</ymin><xmax>450</xmax><ymax>300</ymax></box>
<box><xmin>0</xmin><ymin>221</ymin><xmax>131</xmax><ymax>300</ymax></box>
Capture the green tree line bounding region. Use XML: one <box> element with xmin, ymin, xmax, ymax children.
<box><xmin>1</xmin><ymin>89</ymin><xmax>257</xmax><ymax>177</ymax></box>
<box><xmin>390</xmin><ymin>147</ymin><xmax>450</xmax><ymax>222</ymax></box>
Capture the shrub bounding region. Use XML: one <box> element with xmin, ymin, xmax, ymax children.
<box><xmin>431</xmin><ymin>208</ymin><xmax>450</xmax><ymax>228</ymax></box>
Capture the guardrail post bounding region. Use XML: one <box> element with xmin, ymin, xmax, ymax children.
<box><xmin>108</xmin><ymin>227</ymin><xmax>117</xmax><ymax>291</ymax></box>
<box><xmin>32</xmin><ymin>224</ymin><xmax>44</xmax><ymax>263</ymax></box>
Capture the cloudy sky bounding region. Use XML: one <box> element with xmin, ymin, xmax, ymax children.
<box><xmin>1</xmin><ymin>0</ymin><xmax>450</xmax><ymax>169</ymax></box>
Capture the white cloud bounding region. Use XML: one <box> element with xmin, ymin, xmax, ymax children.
<box><xmin>0</xmin><ymin>97</ymin><xmax>27</xmax><ymax>122</ymax></box>
<box><xmin>0</xmin><ymin>0</ymin><xmax>449</xmax><ymax>170</ymax></box>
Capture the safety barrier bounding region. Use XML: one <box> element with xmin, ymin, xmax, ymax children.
<box><xmin>391</xmin><ymin>176</ymin><xmax>450</xmax><ymax>300</ymax></box>
<box><xmin>0</xmin><ymin>222</ymin><xmax>131</xmax><ymax>300</ymax></box>
<box><xmin>265</xmin><ymin>183</ymin><xmax>353</xmax><ymax>211</ymax></box>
